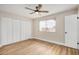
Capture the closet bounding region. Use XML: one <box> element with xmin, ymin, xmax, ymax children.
<box><xmin>0</xmin><ymin>17</ymin><xmax>32</xmax><ymax>46</ymax></box>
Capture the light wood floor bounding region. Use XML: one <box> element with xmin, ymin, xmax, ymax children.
<box><xmin>0</xmin><ymin>39</ymin><xmax>79</xmax><ymax>55</ymax></box>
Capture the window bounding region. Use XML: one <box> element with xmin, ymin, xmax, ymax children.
<box><xmin>39</xmin><ymin>19</ymin><xmax>56</xmax><ymax>32</ymax></box>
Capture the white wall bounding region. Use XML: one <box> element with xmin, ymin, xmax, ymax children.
<box><xmin>0</xmin><ymin>12</ymin><xmax>32</xmax><ymax>46</ymax></box>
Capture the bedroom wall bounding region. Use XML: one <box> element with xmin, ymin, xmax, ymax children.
<box><xmin>33</xmin><ymin>9</ymin><xmax>77</xmax><ymax>43</ymax></box>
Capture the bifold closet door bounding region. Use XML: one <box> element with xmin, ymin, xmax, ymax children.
<box><xmin>1</xmin><ymin>18</ymin><xmax>8</xmax><ymax>45</ymax></box>
<box><xmin>13</xmin><ymin>19</ymin><xmax>21</xmax><ymax>42</ymax></box>
<box><xmin>1</xmin><ymin>17</ymin><xmax>13</xmax><ymax>45</ymax></box>
<box><xmin>1</xmin><ymin>17</ymin><xmax>32</xmax><ymax>45</ymax></box>
<box><xmin>7</xmin><ymin>18</ymin><xmax>13</xmax><ymax>44</ymax></box>
<box><xmin>65</xmin><ymin>14</ymin><xmax>77</xmax><ymax>48</ymax></box>
<box><xmin>21</xmin><ymin>20</ymin><xmax>32</xmax><ymax>40</ymax></box>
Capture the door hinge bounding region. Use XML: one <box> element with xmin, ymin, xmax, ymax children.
<box><xmin>77</xmin><ymin>17</ymin><xmax>79</xmax><ymax>19</ymax></box>
<box><xmin>77</xmin><ymin>43</ymin><xmax>79</xmax><ymax>44</ymax></box>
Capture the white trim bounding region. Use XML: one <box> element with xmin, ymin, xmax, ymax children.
<box><xmin>0</xmin><ymin>37</ymin><xmax>79</xmax><ymax>49</ymax></box>
<box><xmin>32</xmin><ymin>37</ymin><xmax>79</xmax><ymax>49</ymax></box>
<box><xmin>32</xmin><ymin>37</ymin><xmax>65</xmax><ymax>46</ymax></box>
<box><xmin>0</xmin><ymin>38</ymin><xmax>31</xmax><ymax>47</ymax></box>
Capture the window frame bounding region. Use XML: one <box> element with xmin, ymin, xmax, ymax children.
<box><xmin>39</xmin><ymin>19</ymin><xmax>56</xmax><ymax>32</ymax></box>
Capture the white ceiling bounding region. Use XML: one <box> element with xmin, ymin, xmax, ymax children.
<box><xmin>0</xmin><ymin>4</ymin><xmax>78</xmax><ymax>19</ymax></box>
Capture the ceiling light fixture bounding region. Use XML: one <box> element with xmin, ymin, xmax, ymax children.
<box><xmin>35</xmin><ymin>12</ymin><xmax>39</xmax><ymax>14</ymax></box>
<box><xmin>25</xmin><ymin>4</ymin><xmax>49</xmax><ymax>14</ymax></box>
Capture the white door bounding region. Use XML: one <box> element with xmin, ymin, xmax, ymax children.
<box><xmin>65</xmin><ymin>14</ymin><xmax>77</xmax><ymax>48</ymax></box>
<box><xmin>1</xmin><ymin>17</ymin><xmax>14</xmax><ymax>45</ymax></box>
<box><xmin>21</xmin><ymin>20</ymin><xmax>32</xmax><ymax>40</ymax></box>
<box><xmin>7</xmin><ymin>18</ymin><xmax>13</xmax><ymax>44</ymax></box>
<box><xmin>13</xmin><ymin>19</ymin><xmax>21</xmax><ymax>42</ymax></box>
<box><xmin>77</xmin><ymin>18</ymin><xmax>79</xmax><ymax>49</ymax></box>
<box><xmin>1</xmin><ymin>18</ymin><xmax>8</xmax><ymax>45</ymax></box>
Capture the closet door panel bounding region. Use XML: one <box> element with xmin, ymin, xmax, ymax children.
<box><xmin>25</xmin><ymin>21</ymin><xmax>32</xmax><ymax>38</ymax></box>
<box><xmin>13</xmin><ymin>19</ymin><xmax>21</xmax><ymax>42</ymax></box>
<box><xmin>1</xmin><ymin>18</ymin><xmax>8</xmax><ymax>45</ymax></box>
<box><xmin>21</xmin><ymin>21</ymin><xmax>26</xmax><ymax>40</ymax></box>
<box><xmin>7</xmin><ymin>18</ymin><xmax>13</xmax><ymax>44</ymax></box>
<box><xmin>21</xmin><ymin>20</ymin><xmax>31</xmax><ymax>40</ymax></box>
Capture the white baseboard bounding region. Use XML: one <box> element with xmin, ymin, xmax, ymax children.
<box><xmin>0</xmin><ymin>38</ymin><xmax>64</xmax><ymax>48</ymax></box>
<box><xmin>1</xmin><ymin>37</ymin><xmax>79</xmax><ymax>50</ymax></box>
<box><xmin>32</xmin><ymin>37</ymin><xmax>79</xmax><ymax>49</ymax></box>
<box><xmin>32</xmin><ymin>37</ymin><xmax>65</xmax><ymax>46</ymax></box>
<box><xmin>0</xmin><ymin>38</ymin><xmax>30</xmax><ymax>47</ymax></box>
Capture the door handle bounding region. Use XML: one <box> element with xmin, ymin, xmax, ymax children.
<box><xmin>65</xmin><ymin>32</ymin><xmax>67</xmax><ymax>34</ymax></box>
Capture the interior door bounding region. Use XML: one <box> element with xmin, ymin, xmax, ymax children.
<box><xmin>13</xmin><ymin>19</ymin><xmax>21</xmax><ymax>42</ymax></box>
<box><xmin>21</xmin><ymin>20</ymin><xmax>32</xmax><ymax>40</ymax></box>
<box><xmin>7</xmin><ymin>18</ymin><xmax>13</xmax><ymax>44</ymax></box>
<box><xmin>65</xmin><ymin>14</ymin><xmax>77</xmax><ymax>48</ymax></box>
<box><xmin>1</xmin><ymin>18</ymin><xmax>8</xmax><ymax>45</ymax></box>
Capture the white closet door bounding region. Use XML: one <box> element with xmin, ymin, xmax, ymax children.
<box><xmin>65</xmin><ymin>14</ymin><xmax>77</xmax><ymax>48</ymax></box>
<box><xmin>1</xmin><ymin>18</ymin><xmax>8</xmax><ymax>45</ymax></box>
<box><xmin>13</xmin><ymin>19</ymin><xmax>21</xmax><ymax>42</ymax></box>
<box><xmin>7</xmin><ymin>18</ymin><xmax>13</xmax><ymax>44</ymax></box>
<box><xmin>21</xmin><ymin>20</ymin><xmax>31</xmax><ymax>40</ymax></box>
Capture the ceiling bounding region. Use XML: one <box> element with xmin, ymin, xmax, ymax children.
<box><xmin>0</xmin><ymin>4</ymin><xmax>78</xmax><ymax>19</ymax></box>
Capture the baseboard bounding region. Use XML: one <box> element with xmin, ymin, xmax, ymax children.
<box><xmin>32</xmin><ymin>37</ymin><xmax>65</xmax><ymax>46</ymax></box>
<box><xmin>0</xmin><ymin>37</ymin><xmax>79</xmax><ymax>50</ymax></box>
<box><xmin>0</xmin><ymin>38</ymin><xmax>30</xmax><ymax>47</ymax></box>
<box><xmin>32</xmin><ymin>37</ymin><xmax>79</xmax><ymax>49</ymax></box>
<box><xmin>0</xmin><ymin>38</ymin><xmax>64</xmax><ymax>48</ymax></box>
